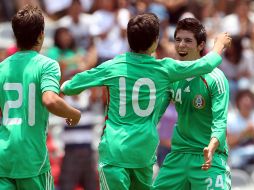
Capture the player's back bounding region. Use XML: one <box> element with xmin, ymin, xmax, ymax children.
<box><xmin>105</xmin><ymin>52</ymin><xmax>171</xmax><ymax>125</ymax></box>
<box><xmin>0</xmin><ymin>50</ymin><xmax>60</xmax><ymax>178</ymax></box>
<box><xmin>96</xmin><ymin>52</ymin><xmax>174</xmax><ymax>167</ymax></box>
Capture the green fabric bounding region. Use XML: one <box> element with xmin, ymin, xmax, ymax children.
<box><xmin>153</xmin><ymin>152</ymin><xmax>231</xmax><ymax>190</ymax></box>
<box><xmin>0</xmin><ymin>50</ymin><xmax>61</xmax><ymax>178</ymax></box>
<box><xmin>46</xmin><ymin>46</ymin><xmax>85</xmax><ymax>77</ymax></box>
<box><xmin>170</xmin><ymin>68</ymin><xmax>229</xmax><ymax>154</ymax></box>
<box><xmin>98</xmin><ymin>163</ymin><xmax>153</xmax><ymax>190</ymax></box>
<box><xmin>62</xmin><ymin>51</ymin><xmax>222</xmax><ymax>168</ymax></box>
<box><xmin>0</xmin><ymin>170</ymin><xmax>54</xmax><ymax>190</ymax></box>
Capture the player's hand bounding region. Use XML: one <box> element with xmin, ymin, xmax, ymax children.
<box><xmin>66</xmin><ymin>109</ymin><xmax>81</xmax><ymax>127</ymax></box>
<box><xmin>215</xmin><ymin>32</ymin><xmax>232</xmax><ymax>49</ymax></box>
<box><xmin>212</xmin><ymin>32</ymin><xmax>232</xmax><ymax>55</ymax></box>
<box><xmin>202</xmin><ymin>147</ymin><xmax>212</xmax><ymax>170</ymax></box>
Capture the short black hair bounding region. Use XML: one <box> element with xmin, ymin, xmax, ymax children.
<box><xmin>127</xmin><ymin>13</ymin><xmax>159</xmax><ymax>52</ymax></box>
<box><xmin>12</xmin><ymin>4</ymin><xmax>44</xmax><ymax>50</ymax></box>
<box><xmin>174</xmin><ymin>18</ymin><xmax>206</xmax><ymax>54</ymax></box>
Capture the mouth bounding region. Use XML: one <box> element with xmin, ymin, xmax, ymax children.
<box><xmin>178</xmin><ymin>52</ymin><xmax>188</xmax><ymax>57</ymax></box>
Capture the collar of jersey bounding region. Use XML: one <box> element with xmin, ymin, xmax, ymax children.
<box><xmin>16</xmin><ymin>50</ymin><xmax>37</xmax><ymax>54</ymax></box>
<box><xmin>126</xmin><ymin>52</ymin><xmax>155</xmax><ymax>60</ymax></box>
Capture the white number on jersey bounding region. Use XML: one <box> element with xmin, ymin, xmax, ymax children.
<box><xmin>3</xmin><ymin>82</ymin><xmax>36</xmax><ymax>126</ymax></box>
<box><xmin>119</xmin><ymin>77</ymin><xmax>156</xmax><ymax>117</ymax></box>
<box><xmin>205</xmin><ymin>175</ymin><xmax>224</xmax><ymax>190</ymax></box>
<box><xmin>170</xmin><ymin>89</ymin><xmax>182</xmax><ymax>104</ymax></box>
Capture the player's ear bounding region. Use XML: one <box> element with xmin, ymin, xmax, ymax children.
<box><xmin>39</xmin><ymin>31</ymin><xmax>45</xmax><ymax>40</ymax></box>
<box><xmin>37</xmin><ymin>31</ymin><xmax>44</xmax><ymax>43</ymax></box>
<box><xmin>198</xmin><ymin>41</ymin><xmax>206</xmax><ymax>52</ymax></box>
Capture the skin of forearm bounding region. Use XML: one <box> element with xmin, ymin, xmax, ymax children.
<box><xmin>42</xmin><ymin>91</ymin><xmax>79</xmax><ymax>119</ymax></box>
<box><xmin>46</xmin><ymin>97</ymin><xmax>79</xmax><ymax>118</ymax></box>
<box><xmin>208</xmin><ymin>137</ymin><xmax>219</xmax><ymax>154</ymax></box>
<box><xmin>211</xmin><ymin>42</ymin><xmax>225</xmax><ymax>55</ymax></box>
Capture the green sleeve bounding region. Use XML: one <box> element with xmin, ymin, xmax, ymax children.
<box><xmin>41</xmin><ymin>60</ymin><xmax>61</xmax><ymax>94</ymax></box>
<box><xmin>166</xmin><ymin>52</ymin><xmax>222</xmax><ymax>82</ymax></box>
<box><xmin>210</xmin><ymin>70</ymin><xmax>229</xmax><ymax>150</ymax></box>
<box><xmin>61</xmin><ymin>64</ymin><xmax>108</xmax><ymax>95</ymax></box>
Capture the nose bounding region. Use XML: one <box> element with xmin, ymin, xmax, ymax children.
<box><xmin>179</xmin><ymin>40</ymin><xmax>186</xmax><ymax>47</ymax></box>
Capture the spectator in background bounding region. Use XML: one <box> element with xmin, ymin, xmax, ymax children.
<box><xmin>153</xmin><ymin>0</ymin><xmax>189</xmax><ymax>39</ymax></box>
<box><xmin>46</xmin><ymin>25</ymin><xmax>100</xmax><ymax>190</ymax></box>
<box><xmin>57</xmin><ymin>0</ymin><xmax>94</xmax><ymax>49</ymax></box>
<box><xmin>199</xmin><ymin>0</ymin><xmax>225</xmax><ymax>49</ymax></box>
<box><xmin>59</xmin><ymin>90</ymin><xmax>103</xmax><ymax>190</ymax></box>
<box><xmin>227</xmin><ymin>89</ymin><xmax>254</xmax><ymax>171</ymax></box>
<box><xmin>45</xmin><ymin>27</ymin><xmax>97</xmax><ymax>84</ymax></box>
<box><xmin>220</xmin><ymin>0</ymin><xmax>254</xmax><ymax>38</ymax></box>
<box><xmin>219</xmin><ymin>35</ymin><xmax>254</xmax><ymax>103</ymax></box>
<box><xmin>89</xmin><ymin>0</ymin><xmax>129</xmax><ymax>64</ymax></box>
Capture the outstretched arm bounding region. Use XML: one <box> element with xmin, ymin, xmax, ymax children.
<box><xmin>168</xmin><ymin>33</ymin><xmax>231</xmax><ymax>82</ymax></box>
<box><xmin>42</xmin><ymin>91</ymin><xmax>81</xmax><ymax>126</ymax></box>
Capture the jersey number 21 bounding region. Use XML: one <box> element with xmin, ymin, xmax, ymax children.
<box><xmin>3</xmin><ymin>82</ymin><xmax>35</xmax><ymax>126</ymax></box>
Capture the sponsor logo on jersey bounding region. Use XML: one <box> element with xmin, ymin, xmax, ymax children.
<box><xmin>193</xmin><ymin>94</ymin><xmax>205</xmax><ymax>109</ymax></box>
<box><xmin>184</xmin><ymin>86</ymin><xmax>190</xmax><ymax>92</ymax></box>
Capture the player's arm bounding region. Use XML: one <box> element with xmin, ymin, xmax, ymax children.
<box><xmin>202</xmin><ymin>137</ymin><xmax>219</xmax><ymax>170</ymax></box>
<box><xmin>167</xmin><ymin>33</ymin><xmax>231</xmax><ymax>82</ymax></box>
<box><xmin>202</xmin><ymin>70</ymin><xmax>229</xmax><ymax>170</ymax></box>
<box><xmin>61</xmin><ymin>63</ymin><xmax>108</xmax><ymax>95</ymax></box>
<box><xmin>41</xmin><ymin>60</ymin><xmax>80</xmax><ymax>126</ymax></box>
<box><xmin>42</xmin><ymin>91</ymin><xmax>81</xmax><ymax>126</ymax></box>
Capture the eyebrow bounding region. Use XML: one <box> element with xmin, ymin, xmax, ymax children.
<box><xmin>175</xmin><ymin>37</ymin><xmax>193</xmax><ymax>41</ymax></box>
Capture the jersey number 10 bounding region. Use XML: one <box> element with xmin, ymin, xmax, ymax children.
<box><xmin>3</xmin><ymin>83</ymin><xmax>35</xmax><ymax>126</ymax></box>
<box><xmin>119</xmin><ymin>77</ymin><xmax>156</xmax><ymax>117</ymax></box>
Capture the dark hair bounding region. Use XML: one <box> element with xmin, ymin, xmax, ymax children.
<box><xmin>54</xmin><ymin>27</ymin><xmax>76</xmax><ymax>50</ymax></box>
<box><xmin>12</xmin><ymin>4</ymin><xmax>44</xmax><ymax>50</ymax></box>
<box><xmin>224</xmin><ymin>35</ymin><xmax>243</xmax><ymax>64</ymax></box>
<box><xmin>235</xmin><ymin>89</ymin><xmax>254</xmax><ymax>109</ymax></box>
<box><xmin>127</xmin><ymin>13</ymin><xmax>159</xmax><ymax>52</ymax></box>
<box><xmin>174</xmin><ymin>18</ymin><xmax>206</xmax><ymax>55</ymax></box>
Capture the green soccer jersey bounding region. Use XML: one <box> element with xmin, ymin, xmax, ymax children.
<box><xmin>62</xmin><ymin>51</ymin><xmax>222</xmax><ymax>168</ymax></box>
<box><xmin>169</xmin><ymin>68</ymin><xmax>229</xmax><ymax>155</ymax></box>
<box><xmin>0</xmin><ymin>50</ymin><xmax>61</xmax><ymax>178</ymax></box>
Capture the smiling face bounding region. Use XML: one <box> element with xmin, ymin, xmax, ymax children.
<box><xmin>174</xmin><ymin>29</ymin><xmax>205</xmax><ymax>61</ymax></box>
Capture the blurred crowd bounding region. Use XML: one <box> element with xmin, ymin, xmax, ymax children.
<box><xmin>1</xmin><ymin>0</ymin><xmax>254</xmax><ymax>189</ymax></box>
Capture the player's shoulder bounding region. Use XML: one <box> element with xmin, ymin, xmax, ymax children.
<box><xmin>97</xmin><ymin>57</ymin><xmax>116</xmax><ymax>69</ymax></box>
<box><xmin>0</xmin><ymin>53</ymin><xmax>17</xmax><ymax>69</ymax></box>
<box><xmin>205</xmin><ymin>68</ymin><xmax>228</xmax><ymax>93</ymax></box>
<box><xmin>98</xmin><ymin>53</ymin><xmax>127</xmax><ymax>67</ymax></box>
<box><xmin>206</xmin><ymin>68</ymin><xmax>227</xmax><ymax>82</ymax></box>
<box><xmin>36</xmin><ymin>53</ymin><xmax>58</xmax><ymax>64</ymax></box>
<box><xmin>34</xmin><ymin>54</ymin><xmax>60</xmax><ymax>71</ymax></box>
<box><xmin>0</xmin><ymin>54</ymin><xmax>11</xmax><ymax>64</ymax></box>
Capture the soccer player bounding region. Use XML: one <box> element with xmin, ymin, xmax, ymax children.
<box><xmin>152</xmin><ymin>18</ymin><xmax>231</xmax><ymax>190</ymax></box>
<box><xmin>61</xmin><ymin>13</ymin><xmax>231</xmax><ymax>190</ymax></box>
<box><xmin>0</xmin><ymin>5</ymin><xmax>81</xmax><ymax>190</ymax></box>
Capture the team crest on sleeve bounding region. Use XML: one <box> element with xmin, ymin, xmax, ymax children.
<box><xmin>193</xmin><ymin>94</ymin><xmax>205</xmax><ymax>109</ymax></box>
